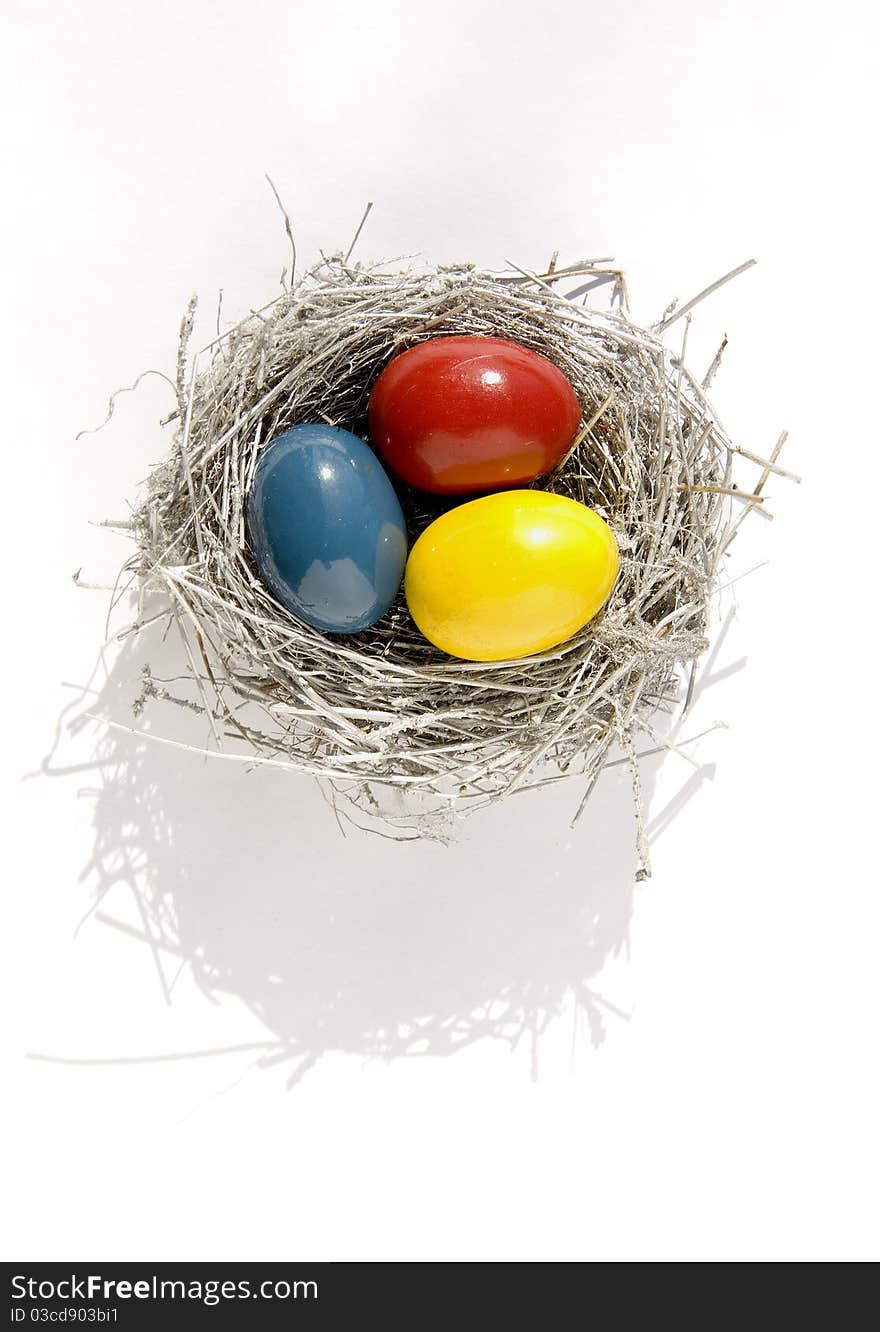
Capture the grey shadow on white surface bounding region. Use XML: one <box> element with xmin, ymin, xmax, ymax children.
<box><xmin>39</xmin><ymin>613</ymin><xmax>729</xmax><ymax>1087</ymax></box>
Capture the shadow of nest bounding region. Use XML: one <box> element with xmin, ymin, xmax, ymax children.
<box><xmin>43</xmin><ymin>626</ymin><xmax>724</xmax><ymax>1087</ymax></box>
<box><xmin>39</xmin><ymin>610</ymin><xmax>744</xmax><ymax>1088</ymax></box>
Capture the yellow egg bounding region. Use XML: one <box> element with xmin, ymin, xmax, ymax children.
<box><xmin>405</xmin><ymin>490</ymin><xmax>619</xmax><ymax>661</ymax></box>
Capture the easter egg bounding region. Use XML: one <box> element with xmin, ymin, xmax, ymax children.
<box><xmin>405</xmin><ymin>490</ymin><xmax>618</xmax><ymax>661</ymax></box>
<box><xmin>368</xmin><ymin>335</ymin><xmax>582</xmax><ymax>495</ymax></box>
<box><xmin>245</xmin><ymin>424</ymin><xmax>407</xmax><ymax>633</ymax></box>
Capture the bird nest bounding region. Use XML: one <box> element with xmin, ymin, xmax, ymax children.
<box><xmin>119</xmin><ymin>251</ymin><xmax>782</xmax><ymax>855</ymax></box>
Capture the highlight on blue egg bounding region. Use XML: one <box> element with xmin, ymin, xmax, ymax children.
<box><xmin>245</xmin><ymin>423</ymin><xmax>408</xmax><ymax>633</ymax></box>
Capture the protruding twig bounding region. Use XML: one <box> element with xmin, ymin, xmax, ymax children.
<box><xmin>265</xmin><ymin>174</ymin><xmax>296</xmax><ymax>287</ymax></box>
<box><xmin>75</xmin><ymin>370</ymin><xmax>176</xmax><ymax>440</ymax></box>
<box><xmin>656</xmin><ymin>258</ymin><xmax>757</xmax><ymax>332</ymax></box>
<box><xmin>344</xmin><ymin>201</ymin><xmax>374</xmax><ymax>265</ymax></box>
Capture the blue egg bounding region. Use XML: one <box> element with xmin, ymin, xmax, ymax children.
<box><xmin>245</xmin><ymin>424</ymin><xmax>407</xmax><ymax>633</ymax></box>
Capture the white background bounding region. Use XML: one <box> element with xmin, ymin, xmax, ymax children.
<box><xmin>3</xmin><ymin>0</ymin><xmax>878</xmax><ymax>1262</ymax></box>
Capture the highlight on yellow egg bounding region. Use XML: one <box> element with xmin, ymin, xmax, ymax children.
<box><xmin>404</xmin><ymin>490</ymin><xmax>619</xmax><ymax>662</ymax></box>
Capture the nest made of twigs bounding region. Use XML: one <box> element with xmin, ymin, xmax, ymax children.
<box><xmin>118</xmin><ymin>250</ymin><xmax>780</xmax><ymax>851</ymax></box>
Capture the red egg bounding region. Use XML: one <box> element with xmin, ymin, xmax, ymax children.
<box><xmin>368</xmin><ymin>335</ymin><xmax>582</xmax><ymax>495</ymax></box>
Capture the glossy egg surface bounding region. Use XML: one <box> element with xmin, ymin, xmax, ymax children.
<box><xmin>245</xmin><ymin>424</ymin><xmax>407</xmax><ymax>633</ymax></box>
<box><xmin>405</xmin><ymin>490</ymin><xmax>618</xmax><ymax>661</ymax></box>
<box><xmin>368</xmin><ymin>335</ymin><xmax>582</xmax><ymax>495</ymax></box>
